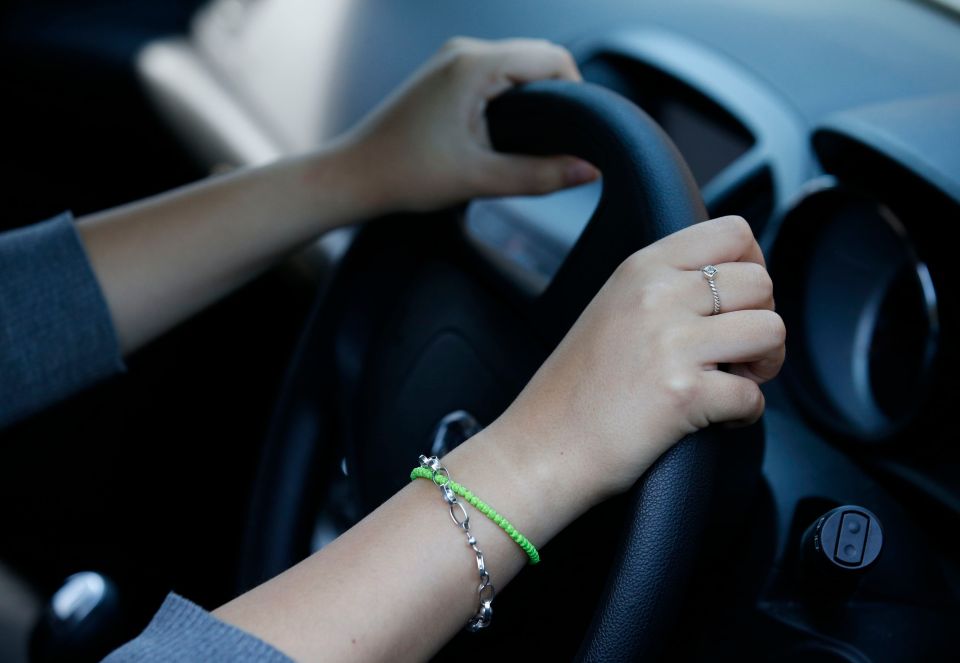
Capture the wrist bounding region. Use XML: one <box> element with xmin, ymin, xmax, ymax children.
<box><xmin>484</xmin><ymin>389</ymin><xmax>682</xmax><ymax>508</ymax></box>
<box><xmin>488</xmin><ymin>410</ymin><xmax>609</xmax><ymax>508</ymax></box>
<box><xmin>443</xmin><ymin>412</ymin><xmax>607</xmax><ymax>551</ymax></box>
<box><xmin>294</xmin><ymin>134</ymin><xmax>396</xmax><ymax>231</ymax></box>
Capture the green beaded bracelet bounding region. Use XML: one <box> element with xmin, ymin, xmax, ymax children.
<box><xmin>410</xmin><ymin>466</ymin><xmax>540</xmax><ymax>565</ymax></box>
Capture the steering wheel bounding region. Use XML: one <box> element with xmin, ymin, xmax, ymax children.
<box><xmin>239</xmin><ymin>80</ymin><xmax>763</xmax><ymax>661</ymax></box>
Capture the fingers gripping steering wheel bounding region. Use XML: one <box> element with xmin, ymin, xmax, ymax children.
<box><xmin>239</xmin><ymin>81</ymin><xmax>764</xmax><ymax>661</ymax></box>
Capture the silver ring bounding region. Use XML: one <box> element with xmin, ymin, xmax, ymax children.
<box><xmin>701</xmin><ymin>265</ymin><xmax>721</xmax><ymax>315</ymax></box>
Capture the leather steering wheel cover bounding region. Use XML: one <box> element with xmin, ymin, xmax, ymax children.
<box><xmin>485</xmin><ymin>82</ymin><xmax>761</xmax><ymax>661</ymax></box>
<box><xmin>486</xmin><ymin>81</ymin><xmax>707</xmax><ymax>343</ymax></box>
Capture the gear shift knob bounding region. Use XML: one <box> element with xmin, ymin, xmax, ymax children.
<box><xmin>30</xmin><ymin>571</ymin><xmax>121</xmax><ymax>663</ymax></box>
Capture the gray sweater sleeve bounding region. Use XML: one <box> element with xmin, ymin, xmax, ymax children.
<box><xmin>3</xmin><ymin>219</ymin><xmax>293</xmax><ymax>659</ymax></box>
<box><xmin>102</xmin><ymin>593</ymin><xmax>295</xmax><ymax>663</ymax></box>
<box><xmin>0</xmin><ymin>213</ymin><xmax>125</xmax><ymax>429</ymax></box>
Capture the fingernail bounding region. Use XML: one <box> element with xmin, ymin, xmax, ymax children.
<box><xmin>565</xmin><ymin>160</ymin><xmax>599</xmax><ymax>185</ymax></box>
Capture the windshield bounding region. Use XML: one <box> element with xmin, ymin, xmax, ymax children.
<box><xmin>927</xmin><ymin>0</ymin><xmax>960</xmax><ymax>16</ymax></box>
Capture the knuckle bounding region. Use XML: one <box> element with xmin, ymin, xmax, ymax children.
<box><xmin>662</xmin><ymin>372</ymin><xmax>700</xmax><ymax>410</ymax></box>
<box><xmin>759</xmin><ymin>311</ymin><xmax>787</xmax><ymax>345</ymax></box>
<box><xmin>747</xmin><ymin>383</ymin><xmax>766</xmax><ymax>417</ymax></box>
<box><xmin>615</xmin><ymin>253</ymin><xmax>677</xmax><ymax>310</ymax></box>
<box><xmin>636</xmin><ymin>278</ymin><xmax>674</xmax><ymax>314</ymax></box>
<box><xmin>551</xmin><ymin>44</ymin><xmax>576</xmax><ymax>66</ymax></box>
<box><xmin>747</xmin><ymin>263</ymin><xmax>774</xmax><ymax>298</ymax></box>
<box><xmin>723</xmin><ymin>215</ymin><xmax>754</xmax><ymax>244</ymax></box>
<box><xmin>441</xmin><ymin>36</ymin><xmax>472</xmax><ymax>53</ymax></box>
<box><xmin>447</xmin><ymin>49</ymin><xmax>474</xmax><ymax>73</ymax></box>
<box><xmin>441</xmin><ymin>43</ymin><xmax>479</xmax><ymax>73</ymax></box>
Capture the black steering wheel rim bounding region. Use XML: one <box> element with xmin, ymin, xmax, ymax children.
<box><xmin>239</xmin><ymin>80</ymin><xmax>764</xmax><ymax>661</ymax></box>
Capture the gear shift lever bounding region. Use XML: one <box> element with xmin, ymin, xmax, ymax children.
<box><xmin>30</xmin><ymin>571</ymin><xmax>121</xmax><ymax>663</ymax></box>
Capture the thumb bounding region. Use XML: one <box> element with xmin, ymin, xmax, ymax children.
<box><xmin>478</xmin><ymin>153</ymin><xmax>599</xmax><ymax>197</ymax></box>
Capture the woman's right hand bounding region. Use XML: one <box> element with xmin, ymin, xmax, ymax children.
<box><xmin>214</xmin><ymin>215</ymin><xmax>784</xmax><ymax>663</ymax></box>
<box><xmin>489</xmin><ymin>215</ymin><xmax>785</xmax><ymax>505</ymax></box>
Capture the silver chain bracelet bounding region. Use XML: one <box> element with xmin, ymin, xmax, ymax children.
<box><xmin>418</xmin><ymin>454</ymin><xmax>495</xmax><ymax>631</ymax></box>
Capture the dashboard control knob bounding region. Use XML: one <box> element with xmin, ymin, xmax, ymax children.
<box><xmin>800</xmin><ymin>505</ymin><xmax>883</xmax><ymax>603</ymax></box>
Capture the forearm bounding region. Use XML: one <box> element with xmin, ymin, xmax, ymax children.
<box><xmin>73</xmin><ymin>36</ymin><xmax>594</xmax><ymax>355</ymax></box>
<box><xmin>210</xmin><ymin>214</ymin><xmax>785</xmax><ymax>662</ymax></box>
<box><xmin>213</xmin><ymin>416</ymin><xmax>600</xmax><ymax>663</ymax></box>
<box><xmin>76</xmin><ymin>139</ymin><xmax>381</xmax><ymax>353</ymax></box>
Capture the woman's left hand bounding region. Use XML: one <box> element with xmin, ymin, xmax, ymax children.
<box><xmin>340</xmin><ymin>36</ymin><xmax>600</xmax><ymax>214</ymax></box>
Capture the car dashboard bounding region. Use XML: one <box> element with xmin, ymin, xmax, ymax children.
<box><xmin>136</xmin><ymin>0</ymin><xmax>960</xmax><ymax>659</ymax></box>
